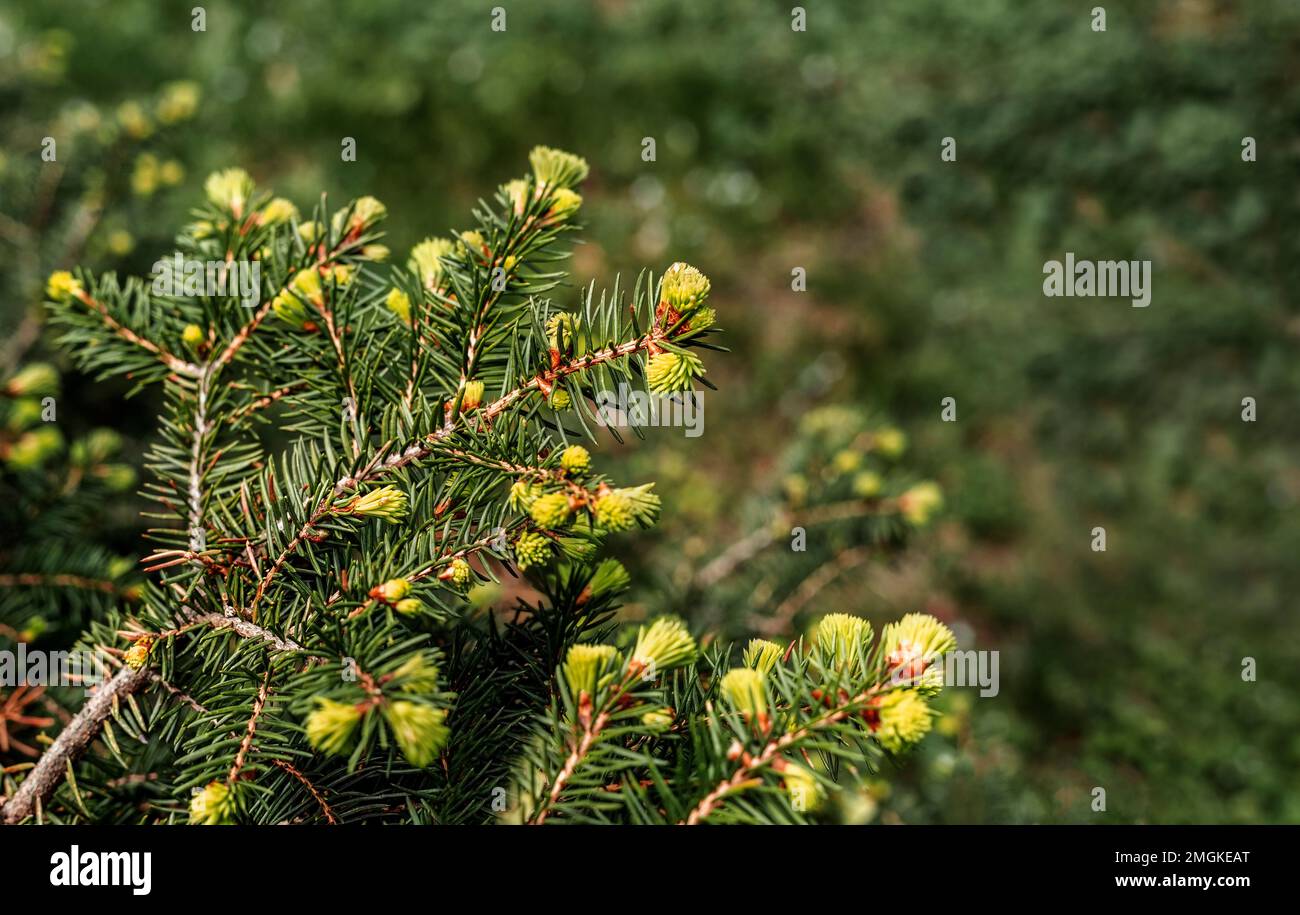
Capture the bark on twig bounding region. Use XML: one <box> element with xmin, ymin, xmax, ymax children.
<box><xmin>0</xmin><ymin>666</ymin><xmax>150</xmax><ymax>825</ymax></box>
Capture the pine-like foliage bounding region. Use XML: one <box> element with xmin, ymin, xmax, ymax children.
<box><xmin>682</xmin><ymin>404</ymin><xmax>946</xmax><ymax>640</ymax></box>
<box><xmin>1</xmin><ymin>363</ymin><xmax>141</xmax><ymax>639</ymax></box>
<box><xmin>1</xmin><ymin>149</ymin><xmax>956</xmax><ymax>825</ymax></box>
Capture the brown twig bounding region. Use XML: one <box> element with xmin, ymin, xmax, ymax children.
<box><xmin>0</xmin><ymin>666</ymin><xmax>150</xmax><ymax>825</ymax></box>
<box><xmin>227</xmin><ymin>671</ymin><xmax>271</xmax><ymax>783</ymax></box>
<box><xmin>228</xmin><ymin>382</ymin><xmax>306</xmax><ymax>422</ymax></box>
<box><xmin>332</xmin><ymin>331</ymin><xmax>668</xmax><ymax>498</ymax></box>
<box><xmin>694</xmin><ymin>500</ymin><xmax>897</xmax><ymax>590</ymax></box>
<box><xmin>73</xmin><ymin>289</ymin><xmax>199</xmax><ymax>377</ymax></box>
<box><xmin>271</xmin><ymin>759</ymin><xmax>338</xmax><ymax>824</ymax></box>
<box><xmin>757</xmin><ymin>545</ymin><xmax>875</xmax><ymax>636</ymax></box>
<box><xmin>533</xmin><ymin>696</ymin><xmax>609</xmax><ymax>826</ymax></box>
<box><xmin>680</xmin><ymin>687</ymin><xmax>881</xmax><ymax>825</ymax></box>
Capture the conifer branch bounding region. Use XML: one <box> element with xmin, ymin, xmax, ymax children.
<box><xmin>332</xmin><ymin>329</ymin><xmax>671</xmax><ymax>497</ymax></box>
<box><xmin>271</xmin><ymin>759</ymin><xmax>337</xmax><ymax>825</ymax></box>
<box><xmin>695</xmin><ymin>500</ymin><xmax>901</xmax><ymax>589</ymax></box>
<box><xmin>228</xmin><ymin>670</ymin><xmax>272</xmax><ymax>783</ymax></box>
<box><xmin>534</xmin><ymin>697</ymin><xmax>610</xmax><ymax>826</ymax></box>
<box><xmin>7</xmin><ymin>149</ymin><xmax>951</xmax><ymax>826</ymax></box>
<box><xmin>0</xmin><ymin>666</ymin><xmax>150</xmax><ymax>825</ymax></box>
<box><xmin>682</xmin><ymin>686</ymin><xmax>881</xmax><ymax>825</ymax></box>
<box><xmin>187</xmin><ymin>368</ymin><xmax>213</xmax><ymax>553</ymax></box>
<box><xmin>71</xmin><ymin>287</ymin><xmax>199</xmax><ymax>378</ymax></box>
<box><xmin>228</xmin><ymin>383</ymin><xmax>305</xmax><ymax>422</ymax></box>
<box><xmin>758</xmin><ymin>545</ymin><xmax>875</xmax><ymax>637</ymax></box>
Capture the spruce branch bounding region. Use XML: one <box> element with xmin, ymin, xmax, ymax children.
<box><xmin>0</xmin><ymin>666</ymin><xmax>150</xmax><ymax>825</ymax></box>
<box><xmin>69</xmin><ymin>285</ymin><xmax>199</xmax><ymax>379</ymax></box>
<box><xmin>681</xmin><ymin>683</ymin><xmax>883</xmax><ymax>825</ymax></box>
<box><xmin>7</xmin><ymin>148</ymin><xmax>955</xmax><ymax>826</ymax></box>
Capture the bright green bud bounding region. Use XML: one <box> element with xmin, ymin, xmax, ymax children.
<box><xmin>833</xmin><ymin>449</ymin><xmax>862</xmax><ymax>474</ymax></box>
<box><xmin>160</xmin><ymin>159</ymin><xmax>185</xmax><ymax>186</ymax></box>
<box><xmin>502</xmin><ymin>178</ymin><xmax>529</xmax><ymax>213</ymax></box>
<box><xmin>74</xmin><ymin>429</ymin><xmax>122</xmax><ymax>464</ymax></box>
<box><xmin>306</xmin><ymin>697</ymin><xmax>363</xmax><ymax>756</ymax></box>
<box><xmin>619</xmin><ymin>483</ymin><xmax>661</xmax><ymax>525</ymax></box>
<box><xmin>4</xmin><ymin>363</ymin><xmax>59</xmax><ymax>398</ymax></box>
<box><xmin>297</xmin><ymin>221</ymin><xmax>322</xmax><ymax>242</ymax></box>
<box><xmin>5</xmin><ymin>399</ymin><xmax>42</xmax><ymax>432</ymax></box>
<box><xmin>513</xmin><ymin>531</ymin><xmax>552</xmax><ymax>570</ymax></box>
<box><xmin>391</xmin><ymin>655</ymin><xmax>441</xmax><ymax>694</ymax></box>
<box><xmin>408</xmin><ymin>237</ymin><xmax>455</xmax><ymax>288</ymax></box>
<box><xmin>592</xmin><ymin>489</ymin><xmax>634</xmax><ymax>531</ymax></box>
<box><xmin>719</xmin><ymin>667</ymin><xmax>767</xmax><ymax>716</ymax></box>
<box><xmin>124</xmin><ymin>639</ymin><xmax>152</xmax><ymax>670</ymax></box>
<box><xmin>586</xmin><ymin>558</ymin><xmax>629</xmax><ymax>598</ymax></box>
<box><xmin>271</xmin><ymin>289</ymin><xmax>310</xmax><ymax>326</ymax></box>
<box><xmin>383</xmin><ymin>700</ymin><xmax>449</xmax><ymax>768</ymax></box>
<box><xmin>509</xmin><ymin>480</ymin><xmax>543</xmax><ymax>511</ymax></box>
<box><xmin>156</xmin><ymin>81</ymin><xmax>200</xmax><ymax>124</ymax></box>
<box><xmin>335</xmin><ymin>195</ymin><xmax>386</xmax><ymax>234</ymax></box>
<box><xmin>899</xmin><ymin>481</ymin><xmax>943</xmax><ymax>526</ymax></box>
<box><xmin>686</xmin><ymin>306</ymin><xmax>716</xmax><ymax>332</ymax></box>
<box><xmin>743</xmin><ymin>638</ymin><xmax>784</xmax><ymax>674</ymax></box>
<box><xmin>117</xmin><ymin>101</ymin><xmax>152</xmax><ymax>139</ymax></box>
<box><xmin>592</xmin><ymin>484</ymin><xmax>660</xmax><ymax>532</ymax></box>
<box><xmin>458</xmin><ymin>230</ymin><xmax>486</xmax><ymax>257</ymax></box>
<box><xmin>204</xmin><ymin>167</ymin><xmax>253</xmax><ymax>215</ymax></box>
<box><xmin>871</xmin><ymin>689</ymin><xmax>934</xmax><ymax>753</ymax></box>
<box><xmin>815</xmin><ymin>613</ymin><xmax>873</xmax><ymax>671</ymax></box>
<box><xmin>461</xmin><ymin>380</ymin><xmax>485</xmax><ymax>411</ymax></box>
<box><xmin>529</xmin><ymin>145</ymin><xmax>589</xmax><ymax>190</ymax></box>
<box><xmin>559</xmin><ymin>444</ymin><xmax>590</xmax><ymax>474</ymax></box>
<box><xmin>660</xmin><ymin>262</ymin><xmax>711</xmax><ymax>313</ymax></box>
<box><xmin>393</xmin><ymin>598</ymin><xmax>424</xmax><ymax>615</ymax></box>
<box><xmin>385</xmin><ymin>288</ymin><xmax>412</xmax><ymax>323</ymax></box>
<box><xmin>46</xmin><ymin>270</ymin><xmax>82</xmax><ymax>302</ymax></box>
<box><xmin>874</xmin><ymin>427</ymin><xmax>907</xmax><ymax>458</ymax></box>
<box><xmin>549</xmin><ymin>388</ymin><xmax>571</xmax><ymax>409</ymax></box>
<box><xmin>646</xmin><ymin>351</ymin><xmax>704</xmax><ymax>393</ymax></box>
<box><xmin>5</xmin><ymin>426</ymin><xmax>63</xmax><ymax>470</ymax></box>
<box><xmin>98</xmin><ymin>464</ymin><xmax>136</xmax><ymax>492</ymax></box>
<box><xmin>781</xmin><ymin>761</ymin><xmax>824</xmax><ymax>812</ymax></box>
<box><xmin>530</xmin><ymin>492</ymin><xmax>572</xmax><ymax>529</ymax></box>
<box><xmin>548</xmin><ymin>187</ymin><xmax>582</xmax><ymax>220</ymax></box>
<box><xmin>881</xmin><ymin>613</ymin><xmax>956</xmax><ymax>694</ymax></box>
<box><xmin>18</xmin><ymin>617</ymin><xmax>48</xmax><ymax>642</ymax></box>
<box><xmin>852</xmin><ymin>471</ymin><xmax>883</xmax><ymax>498</ymax></box>
<box><xmin>372</xmin><ymin>578</ymin><xmax>411</xmax><ymax>602</ymax></box>
<box><xmin>289</xmin><ymin>268</ymin><xmax>324</xmax><ymax>305</ymax></box>
<box><xmin>189</xmin><ymin>780</ymin><xmax>237</xmax><ymax>826</ymax></box>
<box><xmin>181</xmin><ymin>324</ymin><xmax>205</xmax><ymax>351</ymax></box>
<box><xmin>546</xmin><ymin>312</ymin><xmax>577</xmax><ymax>351</ymax></box>
<box><xmin>631</xmin><ymin>616</ymin><xmax>696</xmax><ymax>674</ymax></box>
<box><xmin>260</xmin><ymin>197</ymin><xmax>299</xmax><ymax>225</ymax></box>
<box><xmin>562</xmin><ymin>643</ymin><xmax>618</xmax><ymax>697</ymax></box>
<box><xmin>443</xmin><ymin>557</ymin><xmax>473</xmax><ymax>589</ymax></box>
<box><xmin>348</xmin><ymin>485</ymin><xmax>409</xmax><ymax>523</ymax></box>
<box><xmin>362</xmin><ymin>244</ymin><xmax>390</xmax><ymax>261</ymax></box>
<box><xmin>641</xmin><ymin>708</ymin><xmax>674</xmax><ymax>731</ymax></box>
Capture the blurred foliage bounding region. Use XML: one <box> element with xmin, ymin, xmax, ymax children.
<box><xmin>2</xmin><ymin>0</ymin><xmax>1297</xmax><ymax>822</ymax></box>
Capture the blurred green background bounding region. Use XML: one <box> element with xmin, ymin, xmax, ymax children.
<box><xmin>2</xmin><ymin>0</ymin><xmax>1297</xmax><ymax>823</ymax></box>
